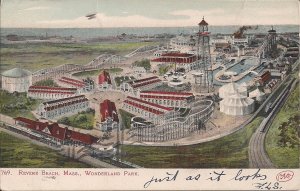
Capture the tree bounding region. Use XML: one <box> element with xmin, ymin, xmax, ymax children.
<box><xmin>59</xmin><ymin>117</ymin><xmax>71</xmax><ymax>125</ymax></box>
<box><xmin>77</xmin><ymin>114</ymin><xmax>87</xmax><ymax>122</ymax></box>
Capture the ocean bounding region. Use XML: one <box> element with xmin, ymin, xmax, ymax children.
<box><xmin>1</xmin><ymin>25</ymin><xmax>298</xmax><ymax>39</ymax></box>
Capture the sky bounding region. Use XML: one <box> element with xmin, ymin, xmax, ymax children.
<box><xmin>1</xmin><ymin>0</ymin><xmax>299</xmax><ymax>28</ymax></box>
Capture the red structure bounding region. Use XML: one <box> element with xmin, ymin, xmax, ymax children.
<box><xmin>14</xmin><ymin>117</ymin><xmax>98</xmax><ymax>145</ymax></box>
<box><xmin>151</xmin><ymin>52</ymin><xmax>197</xmax><ymax>64</ymax></box>
<box><xmin>100</xmin><ymin>99</ymin><xmax>119</xmax><ymax>123</ymax></box>
<box><xmin>128</xmin><ymin>76</ymin><xmax>162</xmax><ymax>89</ymax></box>
<box><xmin>124</xmin><ymin>96</ymin><xmax>173</xmax><ymax>114</ymax></box>
<box><xmin>98</xmin><ymin>70</ymin><xmax>112</xmax><ymax>85</ymax></box>
<box><xmin>255</xmin><ymin>71</ymin><xmax>271</xmax><ymax>85</ymax></box>
<box><xmin>59</xmin><ymin>77</ymin><xmax>85</xmax><ymax>88</ymax></box>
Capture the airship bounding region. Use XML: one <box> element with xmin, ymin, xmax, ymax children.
<box><xmin>86</xmin><ymin>13</ymin><xmax>96</xmax><ymax>20</ymax></box>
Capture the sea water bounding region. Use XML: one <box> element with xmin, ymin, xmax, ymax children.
<box><xmin>1</xmin><ymin>25</ymin><xmax>298</xmax><ymax>39</ymax></box>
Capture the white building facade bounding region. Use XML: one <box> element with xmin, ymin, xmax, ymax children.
<box><xmin>37</xmin><ymin>95</ymin><xmax>89</xmax><ymax>119</ymax></box>
<box><xmin>119</xmin><ymin>76</ymin><xmax>163</xmax><ymax>95</ymax></box>
<box><xmin>1</xmin><ymin>68</ymin><xmax>32</xmax><ymax>93</ymax></box>
<box><xmin>28</xmin><ymin>86</ymin><xmax>78</xmax><ymax>100</ymax></box>
<box><xmin>138</xmin><ymin>91</ymin><xmax>195</xmax><ymax>107</ymax></box>
<box><xmin>122</xmin><ymin>96</ymin><xmax>178</xmax><ymax>125</ymax></box>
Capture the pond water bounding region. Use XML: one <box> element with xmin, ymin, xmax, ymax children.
<box><xmin>212</xmin><ymin>57</ymin><xmax>262</xmax><ymax>86</ymax></box>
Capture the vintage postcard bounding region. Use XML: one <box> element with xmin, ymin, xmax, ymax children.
<box><xmin>0</xmin><ymin>0</ymin><xmax>299</xmax><ymax>190</ymax></box>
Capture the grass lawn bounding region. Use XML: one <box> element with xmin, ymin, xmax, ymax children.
<box><xmin>0</xmin><ymin>131</ymin><xmax>90</xmax><ymax>168</ymax></box>
<box><xmin>57</xmin><ymin>110</ymin><xmax>95</xmax><ymax>130</ymax></box>
<box><xmin>33</xmin><ymin>79</ymin><xmax>59</xmax><ymax>87</ymax></box>
<box><xmin>132</xmin><ymin>59</ymin><xmax>151</xmax><ymax>71</ymax></box>
<box><xmin>1</xmin><ymin>42</ymin><xmax>159</xmax><ymax>72</ymax></box>
<box><xmin>121</xmin><ymin>117</ymin><xmax>263</xmax><ymax>168</ymax></box>
<box><xmin>72</xmin><ymin>68</ymin><xmax>123</xmax><ymax>77</ymax></box>
<box><xmin>158</xmin><ymin>65</ymin><xmax>173</xmax><ymax>75</ymax></box>
<box><xmin>151</xmin><ymin>84</ymin><xmax>179</xmax><ymax>92</ymax></box>
<box><xmin>265</xmin><ymin>85</ymin><xmax>299</xmax><ymax>168</ymax></box>
<box><xmin>0</xmin><ymin>90</ymin><xmax>40</xmax><ymax>120</ymax></box>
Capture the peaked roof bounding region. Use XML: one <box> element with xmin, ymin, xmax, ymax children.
<box><xmin>249</xmin><ymin>88</ymin><xmax>266</xmax><ymax>98</ymax></box>
<box><xmin>198</xmin><ymin>18</ymin><xmax>208</xmax><ymax>26</ymax></box>
<box><xmin>219</xmin><ymin>82</ymin><xmax>247</xmax><ymax>98</ymax></box>
<box><xmin>14</xmin><ymin>117</ymin><xmax>98</xmax><ymax>144</ymax></box>
<box><xmin>100</xmin><ymin>99</ymin><xmax>119</xmax><ymax>122</ymax></box>
<box><xmin>98</xmin><ymin>70</ymin><xmax>112</xmax><ymax>85</ymax></box>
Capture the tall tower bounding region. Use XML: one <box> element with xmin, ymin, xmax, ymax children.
<box><xmin>194</xmin><ymin>17</ymin><xmax>213</xmax><ymax>93</ymax></box>
<box><xmin>267</xmin><ymin>26</ymin><xmax>277</xmax><ymax>55</ymax></box>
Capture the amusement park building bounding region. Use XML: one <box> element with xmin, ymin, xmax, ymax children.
<box><xmin>151</xmin><ymin>52</ymin><xmax>200</xmax><ymax>72</ymax></box>
<box><xmin>58</xmin><ymin>77</ymin><xmax>94</xmax><ymax>93</ymax></box>
<box><xmin>97</xmin><ymin>71</ymin><xmax>112</xmax><ymax>90</ymax></box>
<box><xmin>37</xmin><ymin>95</ymin><xmax>89</xmax><ymax>119</ymax></box>
<box><xmin>14</xmin><ymin>117</ymin><xmax>98</xmax><ymax>145</ymax></box>
<box><xmin>28</xmin><ymin>86</ymin><xmax>78</xmax><ymax>100</ymax></box>
<box><xmin>220</xmin><ymin>93</ymin><xmax>255</xmax><ymax>116</ymax></box>
<box><xmin>138</xmin><ymin>91</ymin><xmax>195</xmax><ymax>107</ymax></box>
<box><xmin>1</xmin><ymin>68</ymin><xmax>32</xmax><ymax>93</ymax></box>
<box><xmin>122</xmin><ymin>96</ymin><xmax>178</xmax><ymax>124</ymax></box>
<box><xmin>169</xmin><ymin>35</ymin><xmax>196</xmax><ymax>53</ymax></box>
<box><xmin>119</xmin><ymin>76</ymin><xmax>162</xmax><ymax>95</ymax></box>
<box><xmin>218</xmin><ymin>82</ymin><xmax>248</xmax><ymax>99</ymax></box>
<box><xmin>249</xmin><ymin>88</ymin><xmax>266</xmax><ymax>102</ymax></box>
<box><xmin>254</xmin><ymin>70</ymin><xmax>271</xmax><ymax>86</ymax></box>
<box><xmin>99</xmin><ymin>99</ymin><xmax>119</xmax><ymax>131</ymax></box>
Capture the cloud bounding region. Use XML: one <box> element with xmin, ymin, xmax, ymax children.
<box><xmin>21</xmin><ymin>6</ymin><xmax>51</xmax><ymax>11</ymax></box>
<box><xmin>34</xmin><ymin>13</ymin><xmax>200</xmax><ymax>28</ymax></box>
<box><xmin>31</xmin><ymin>9</ymin><xmax>227</xmax><ymax>28</ymax></box>
<box><xmin>2</xmin><ymin>6</ymin><xmax>298</xmax><ymax>28</ymax></box>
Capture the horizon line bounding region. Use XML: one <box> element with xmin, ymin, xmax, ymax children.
<box><xmin>1</xmin><ymin>24</ymin><xmax>299</xmax><ymax>29</ymax></box>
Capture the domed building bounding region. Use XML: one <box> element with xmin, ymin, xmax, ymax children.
<box><xmin>220</xmin><ymin>93</ymin><xmax>255</xmax><ymax>116</ymax></box>
<box><xmin>218</xmin><ymin>82</ymin><xmax>247</xmax><ymax>99</ymax></box>
<box><xmin>1</xmin><ymin>68</ymin><xmax>32</xmax><ymax>93</ymax></box>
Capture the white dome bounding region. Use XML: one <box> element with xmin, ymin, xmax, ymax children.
<box><xmin>220</xmin><ymin>93</ymin><xmax>254</xmax><ymax>116</ymax></box>
<box><xmin>219</xmin><ymin>82</ymin><xmax>247</xmax><ymax>98</ymax></box>
<box><xmin>2</xmin><ymin>68</ymin><xmax>31</xmax><ymax>78</ymax></box>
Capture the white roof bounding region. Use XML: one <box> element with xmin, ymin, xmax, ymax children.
<box><xmin>219</xmin><ymin>82</ymin><xmax>247</xmax><ymax>98</ymax></box>
<box><xmin>249</xmin><ymin>88</ymin><xmax>266</xmax><ymax>98</ymax></box>
<box><xmin>2</xmin><ymin>68</ymin><xmax>31</xmax><ymax>78</ymax></box>
<box><xmin>221</xmin><ymin>93</ymin><xmax>254</xmax><ymax>107</ymax></box>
